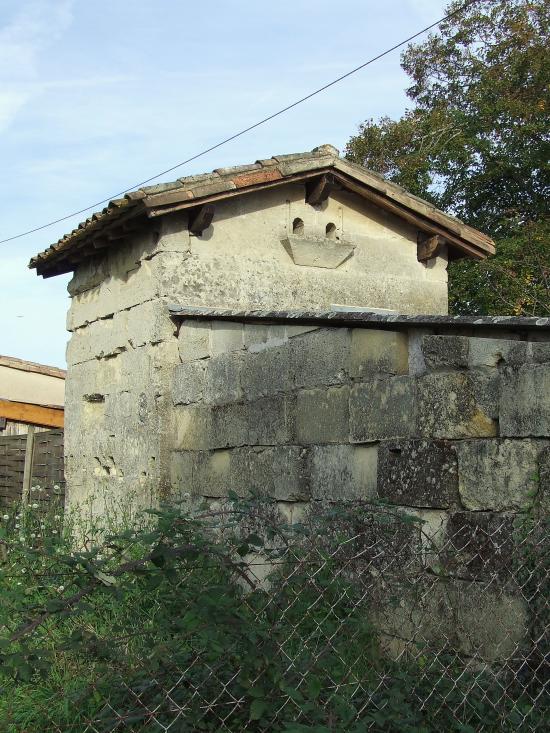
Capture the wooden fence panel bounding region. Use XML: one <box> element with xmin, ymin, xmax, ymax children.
<box><xmin>0</xmin><ymin>429</ymin><xmax>65</xmax><ymax>508</ymax></box>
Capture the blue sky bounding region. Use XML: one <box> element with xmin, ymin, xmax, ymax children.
<box><xmin>0</xmin><ymin>0</ymin><xmax>444</xmax><ymax>367</ymax></box>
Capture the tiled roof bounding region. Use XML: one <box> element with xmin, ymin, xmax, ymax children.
<box><xmin>29</xmin><ymin>144</ymin><xmax>495</xmax><ymax>277</ymax></box>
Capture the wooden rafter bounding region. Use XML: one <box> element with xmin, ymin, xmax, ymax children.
<box><xmin>0</xmin><ymin>399</ymin><xmax>64</xmax><ymax>428</ymax></box>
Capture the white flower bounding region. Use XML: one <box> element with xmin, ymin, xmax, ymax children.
<box><xmin>53</xmin><ymin>485</ymin><xmax>60</xmax><ymax>490</ymax></box>
<box><xmin>31</xmin><ymin>503</ymin><xmax>39</xmax><ymax>509</ymax></box>
<box><xmin>54</xmin><ymin>515</ymin><xmax>61</xmax><ymax>521</ymax></box>
<box><xmin>2</xmin><ymin>515</ymin><xmax>8</xmax><ymax>520</ymax></box>
<box><xmin>57</xmin><ymin>585</ymin><xmax>64</xmax><ymax>593</ymax></box>
<box><xmin>30</xmin><ymin>533</ymin><xmax>36</xmax><ymax>539</ymax></box>
<box><xmin>15</xmin><ymin>523</ymin><xmax>20</xmax><ymax>529</ymax></box>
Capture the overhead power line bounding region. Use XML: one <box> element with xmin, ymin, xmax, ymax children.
<box><xmin>1</xmin><ymin>0</ymin><xmax>480</xmax><ymax>246</ymax></box>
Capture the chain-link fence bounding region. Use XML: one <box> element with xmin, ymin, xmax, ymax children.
<box><xmin>1</xmin><ymin>500</ymin><xmax>548</xmax><ymax>732</ymax></box>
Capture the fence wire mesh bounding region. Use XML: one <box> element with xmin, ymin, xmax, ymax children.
<box><xmin>1</xmin><ymin>500</ymin><xmax>548</xmax><ymax>732</ymax></box>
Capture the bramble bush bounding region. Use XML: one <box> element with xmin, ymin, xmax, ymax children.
<box><xmin>0</xmin><ymin>489</ymin><xmax>546</xmax><ymax>732</ymax></box>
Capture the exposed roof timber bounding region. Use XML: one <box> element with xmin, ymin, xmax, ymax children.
<box><xmin>0</xmin><ymin>399</ymin><xmax>64</xmax><ymax>428</ymax></box>
<box><xmin>30</xmin><ymin>146</ymin><xmax>495</xmax><ymax>276</ymax></box>
<box><xmin>0</xmin><ymin>355</ymin><xmax>66</xmax><ymax>379</ymax></box>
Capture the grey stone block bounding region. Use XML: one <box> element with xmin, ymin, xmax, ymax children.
<box><xmin>240</xmin><ymin>343</ymin><xmax>294</xmax><ymax>400</ymax></box>
<box><xmin>421</xmin><ymin>335</ymin><xmax>469</xmax><ymax>369</ymax></box>
<box><xmin>172</xmin><ymin>361</ymin><xmax>207</xmax><ymax>405</ymax></box>
<box><xmin>231</xmin><ymin>445</ymin><xmax>310</xmax><ymax>500</ymax></box>
<box><xmin>210</xmin><ymin>322</ymin><xmax>244</xmax><ymax>356</ymax></box>
<box><xmin>442</xmin><ymin>512</ymin><xmax>516</xmax><ymax>580</ymax></box>
<box><xmin>350</xmin><ymin>329</ymin><xmax>409</xmax><ymax>378</ymax></box>
<box><xmin>243</xmin><ymin>324</ymin><xmax>287</xmax><ymax>352</ymax></box>
<box><xmin>538</xmin><ymin>446</ymin><xmax>550</xmax><ymax>513</ymax></box>
<box><xmin>309</xmin><ymin>444</ymin><xmax>377</xmax><ymax>500</ymax></box>
<box><xmin>500</xmin><ymin>364</ymin><xmax>550</xmax><ymax>436</ymax></box>
<box><xmin>530</xmin><ymin>342</ymin><xmax>550</xmax><ymax>364</ymax></box>
<box><xmin>209</xmin><ymin>395</ymin><xmax>295</xmax><ymax>449</ymax></box>
<box><xmin>350</xmin><ymin>377</ymin><xmax>416</xmax><ymax>442</ymax></box>
<box><xmin>456</xmin><ymin>439</ymin><xmax>545</xmax><ymax>510</ymax></box>
<box><xmin>417</xmin><ymin>372</ymin><xmax>497</xmax><ymax>439</ymax></box>
<box><xmin>378</xmin><ymin>439</ymin><xmax>458</xmax><ymax>508</ymax></box>
<box><xmin>204</xmin><ymin>353</ymin><xmax>243</xmax><ymax>405</ymax></box>
<box><xmin>468</xmin><ymin>338</ymin><xmax>527</xmax><ymax>368</ymax></box>
<box><xmin>292</xmin><ymin>328</ymin><xmax>351</xmax><ymax>389</ymax></box>
<box><xmin>177</xmin><ymin>320</ymin><xmax>211</xmax><ymax>362</ymax></box>
<box><xmin>295</xmin><ymin>386</ymin><xmax>349</xmax><ymax>444</ymax></box>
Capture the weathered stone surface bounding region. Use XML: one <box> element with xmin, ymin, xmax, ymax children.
<box><xmin>538</xmin><ymin>446</ymin><xmax>550</xmax><ymax>513</ymax></box>
<box><xmin>292</xmin><ymin>328</ymin><xmax>351</xmax><ymax>389</ymax></box>
<box><xmin>295</xmin><ymin>386</ymin><xmax>349</xmax><ymax>444</ymax></box>
<box><xmin>240</xmin><ymin>343</ymin><xmax>294</xmax><ymax>400</ymax></box>
<box><xmin>374</xmin><ymin>577</ymin><xmax>527</xmax><ymax>662</ymax></box>
<box><xmin>468</xmin><ymin>338</ymin><xmax>527</xmax><ymax>368</ymax></box>
<box><xmin>203</xmin><ymin>353</ymin><xmax>243</xmax><ymax>405</ymax></box>
<box><xmin>530</xmin><ymin>342</ymin><xmax>550</xmax><ymax>364</ymax></box>
<box><xmin>500</xmin><ymin>364</ymin><xmax>550</xmax><ymax>436</ymax></box>
<box><xmin>308</xmin><ymin>444</ymin><xmax>377</xmax><ymax>500</ymax></box>
<box><xmin>350</xmin><ymin>329</ymin><xmax>408</xmax><ymax>378</ymax></box>
<box><xmin>417</xmin><ymin>372</ymin><xmax>497</xmax><ymax>439</ymax></box>
<box><xmin>210</xmin><ymin>396</ymin><xmax>295</xmax><ymax>449</ymax></box>
<box><xmin>171</xmin><ymin>446</ymin><xmax>310</xmax><ymax>500</ymax></box>
<box><xmin>442</xmin><ymin>512</ymin><xmax>516</xmax><ymax>580</ymax></box>
<box><xmin>422</xmin><ymin>335</ymin><xmax>469</xmax><ymax>369</ymax></box>
<box><xmin>243</xmin><ymin>324</ymin><xmax>288</xmax><ymax>352</ymax></box>
<box><xmin>177</xmin><ymin>320</ymin><xmax>210</xmax><ymax>362</ymax></box>
<box><xmin>350</xmin><ymin>377</ymin><xmax>416</xmax><ymax>442</ymax></box>
<box><xmin>456</xmin><ymin>439</ymin><xmax>545</xmax><ymax>510</ymax></box>
<box><xmin>210</xmin><ymin>321</ymin><xmax>244</xmax><ymax>356</ymax></box>
<box><xmin>378</xmin><ymin>439</ymin><xmax>458</xmax><ymax>508</ymax></box>
<box><xmin>172</xmin><ymin>360</ymin><xmax>206</xmax><ymax>405</ymax></box>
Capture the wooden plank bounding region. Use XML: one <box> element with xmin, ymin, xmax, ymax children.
<box><xmin>0</xmin><ymin>400</ymin><xmax>64</xmax><ymax>428</ymax></box>
<box><xmin>21</xmin><ymin>426</ymin><xmax>35</xmax><ymax>505</ymax></box>
<box><xmin>305</xmin><ymin>174</ymin><xmax>334</xmax><ymax>206</ymax></box>
<box><xmin>417</xmin><ymin>234</ymin><xmax>442</xmax><ymax>262</ymax></box>
<box><xmin>188</xmin><ymin>204</ymin><xmax>215</xmax><ymax>235</ymax></box>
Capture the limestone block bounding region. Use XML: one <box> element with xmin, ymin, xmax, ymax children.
<box><xmin>350</xmin><ymin>329</ymin><xmax>409</xmax><ymax>378</ymax></box>
<box><xmin>378</xmin><ymin>439</ymin><xmax>458</xmax><ymax>508</ymax></box>
<box><xmin>204</xmin><ymin>353</ymin><xmax>243</xmax><ymax>405</ymax></box>
<box><xmin>469</xmin><ymin>338</ymin><xmax>527</xmax><ymax>368</ymax></box>
<box><xmin>421</xmin><ymin>335</ymin><xmax>469</xmax><ymax>369</ymax></box>
<box><xmin>172</xmin><ymin>405</ymin><xmax>212</xmax><ymax>450</ymax></box>
<box><xmin>350</xmin><ymin>377</ymin><xmax>416</xmax><ymax>442</ymax></box>
<box><xmin>308</xmin><ymin>444</ymin><xmax>377</xmax><ymax>500</ymax></box>
<box><xmin>500</xmin><ymin>364</ymin><xmax>550</xmax><ymax>436</ymax></box>
<box><xmin>417</xmin><ymin>372</ymin><xmax>497</xmax><ymax>439</ymax></box>
<box><xmin>456</xmin><ymin>439</ymin><xmax>545</xmax><ymax>510</ymax></box>
<box><xmin>170</xmin><ymin>449</ymin><xmax>231</xmax><ymax>497</ymax></box>
<box><xmin>442</xmin><ymin>512</ymin><xmax>516</xmax><ymax>580</ymax></box>
<box><xmin>177</xmin><ymin>320</ymin><xmax>211</xmax><ymax>362</ymax></box>
<box><xmin>530</xmin><ymin>342</ymin><xmax>550</xmax><ymax>364</ymax></box>
<box><xmin>172</xmin><ymin>360</ymin><xmax>207</xmax><ymax>405</ymax></box>
<box><xmin>292</xmin><ymin>328</ymin><xmax>351</xmax><ymax>389</ymax></box>
<box><xmin>171</xmin><ymin>446</ymin><xmax>310</xmax><ymax>501</ymax></box>
<box><xmin>210</xmin><ymin>321</ymin><xmax>244</xmax><ymax>356</ymax></box>
<box><xmin>374</xmin><ymin>577</ymin><xmax>527</xmax><ymax>662</ymax></box>
<box><xmin>295</xmin><ymin>386</ymin><xmax>350</xmax><ymax>443</ymax></box>
<box><xmin>243</xmin><ymin>324</ymin><xmax>288</xmax><ymax>353</ymax></box>
<box><xmin>240</xmin><ymin>343</ymin><xmax>294</xmax><ymax>400</ymax></box>
<box><xmin>284</xmin><ymin>325</ymin><xmax>320</xmax><ymax>339</ymax></box>
<box><xmin>231</xmin><ymin>446</ymin><xmax>310</xmax><ymax>500</ymax></box>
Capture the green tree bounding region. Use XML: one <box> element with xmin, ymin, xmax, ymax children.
<box><xmin>345</xmin><ymin>0</ymin><xmax>549</xmax><ymax>315</ymax></box>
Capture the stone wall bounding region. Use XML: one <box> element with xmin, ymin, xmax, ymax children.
<box><xmin>169</xmin><ymin>316</ymin><xmax>550</xmax><ymax>513</ymax></box>
<box><xmin>168</xmin><ymin>311</ymin><xmax>549</xmax><ymax>661</ymax></box>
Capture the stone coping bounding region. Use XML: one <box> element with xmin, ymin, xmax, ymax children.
<box><xmin>168</xmin><ymin>305</ymin><xmax>550</xmax><ymax>333</ymax></box>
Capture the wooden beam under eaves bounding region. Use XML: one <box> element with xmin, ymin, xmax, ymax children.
<box><xmin>306</xmin><ymin>174</ymin><xmax>334</xmax><ymax>207</ymax></box>
<box><xmin>188</xmin><ymin>204</ymin><xmax>215</xmax><ymax>235</ymax></box>
<box><xmin>417</xmin><ymin>233</ymin><xmax>442</xmax><ymax>262</ymax></box>
<box><xmin>0</xmin><ymin>399</ymin><xmax>64</xmax><ymax>428</ymax></box>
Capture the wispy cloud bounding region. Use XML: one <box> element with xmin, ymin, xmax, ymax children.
<box><xmin>0</xmin><ymin>1</ymin><xmax>74</xmax><ymax>131</ymax></box>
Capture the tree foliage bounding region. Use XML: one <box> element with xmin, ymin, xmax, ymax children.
<box><xmin>345</xmin><ymin>0</ymin><xmax>549</xmax><ymax>315</ymax></box>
